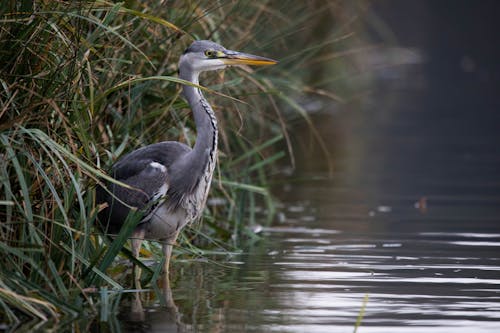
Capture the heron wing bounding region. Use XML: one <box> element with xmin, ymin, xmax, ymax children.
<box><xmin>96</xmin><ymin>141</ymin><xmax>191</xmax><ymax>233</ymax></box>
<box><xmin>112</xmin><ymin>141</ymin><xmax>191</xmax><ymax>180</ymax></box>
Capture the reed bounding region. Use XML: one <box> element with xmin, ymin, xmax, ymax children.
<box><xmin>0</xmin><ymin>0</ymin><xmax>357</xmax><ymax>324</ymax></box>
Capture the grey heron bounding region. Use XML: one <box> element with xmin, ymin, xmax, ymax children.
<box><xmin>96</xmin><ymin>40</ymin><xmax>277</xmax><ymax>282</ymax></box>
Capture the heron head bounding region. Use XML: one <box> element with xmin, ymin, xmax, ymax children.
<box><xmin>179</xmin><ymin>40</ymin><xmax>277</xmax><ymax>81</ymax></box>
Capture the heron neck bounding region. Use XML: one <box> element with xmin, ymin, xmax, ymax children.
<box><xmin>181</xmin><ymin>80</ymin><xmax>218</xmax><ymax>169</ymax></box>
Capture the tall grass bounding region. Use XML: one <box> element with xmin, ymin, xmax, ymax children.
<box><xmin>0</xmin><ymin>0</ymin><xmax>360</xmax><ymax>324</ymax></box>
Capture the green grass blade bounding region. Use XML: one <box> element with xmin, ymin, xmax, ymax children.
<box><xmin>88</xmin><ymin>210</ymin><xmax>143</xmax><ymax>286</ymax></box>
<box><xmin>0</xmin><ymin>134</ymin><xmax>33</xmax><ymax>222</ymax></box>
<box><xmin>228</xmin><ymin>134</ymin><xmax>283</xmax><ymax>167</ymax></box>
<box><xmin>59</xmin><ymin>242</ymin><xmax>123</xmax><ymax>290</ymax></box>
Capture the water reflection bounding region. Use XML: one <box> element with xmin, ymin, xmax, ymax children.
<box><xmin>116</xmin><ymin>201</ymin><xmax>500</xmax><ymax>332</ymax></box>
<box><xmin>122</xmin><ymin>290</ymin><xmax>182</xmax><ymax>332</ymax></box>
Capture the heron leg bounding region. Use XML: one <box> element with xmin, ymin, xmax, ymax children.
<box><xmin>130</xmin><ymin>291</ymin><xmax>145</xmax><ymax>322</ymax></box>
<box><xmin>159</xmin><ymin>231</ymin><xmax>179</xmax><ymax>307</ymax></box>
<box><xmin>131</xmin><ymin>228</ymin><xmax>145</xmax><ymax>289</ymax></box>
<box><xmin>161</xmin><ymin>231</ymin><xmax>179</xmax><ymax>278</ymax></box>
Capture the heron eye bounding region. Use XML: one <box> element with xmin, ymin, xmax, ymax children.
<box><xmin>204</xmin><ymin>50</ymin><xmax>215</xmax><ymax>58</ymax></box>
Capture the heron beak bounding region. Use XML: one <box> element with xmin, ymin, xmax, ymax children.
<box><xmin>221</xmin><ymin>50</ymin><xmax>278</xmax><ymax>66</ymax></box>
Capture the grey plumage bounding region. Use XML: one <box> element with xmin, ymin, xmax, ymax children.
<box><xmin>97</xmin><ymin>142</ymin><xmax>189</xmax><ymax>234</ymax></box>
<box><xmin>96</xmin><ymin>40</ymin><xmax>277</xmax><ymax>278</ymax></box>
<box><xmin>183</xmin><ymin>40</ymin><xmax>225</xmax><ymax>54</ymax></box>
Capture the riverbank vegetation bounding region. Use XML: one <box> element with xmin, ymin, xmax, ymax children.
<box><xmin>0</xmin><ymin>0</ymin><xmax>364</xmax><ymax>325</ymax></box>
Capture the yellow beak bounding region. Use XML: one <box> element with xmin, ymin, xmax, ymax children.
<box><xmin>221</xmin><ymin>50</ymin><xmax>278</xmax><ymax>66</ymax></box>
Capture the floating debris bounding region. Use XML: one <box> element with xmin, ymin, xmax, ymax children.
<box><xmin>414</xmin><ymin>196</ymin><xmax>428</xmax><ymax>213</ymax></box>
<box><xmin>377</xmin><ymin>205</ymin><xmax>392</xmax><ymax>213</ymax></box>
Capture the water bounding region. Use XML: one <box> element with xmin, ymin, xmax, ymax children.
<box><xmin>115</xmin><ymin>2</ymin><xmax>500</xmax><ymax>332</ymax></box>
<box><xmin>115</xmin><ymin>196</ymin><xmax>500</xmax><ymax>332</ymax></box>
